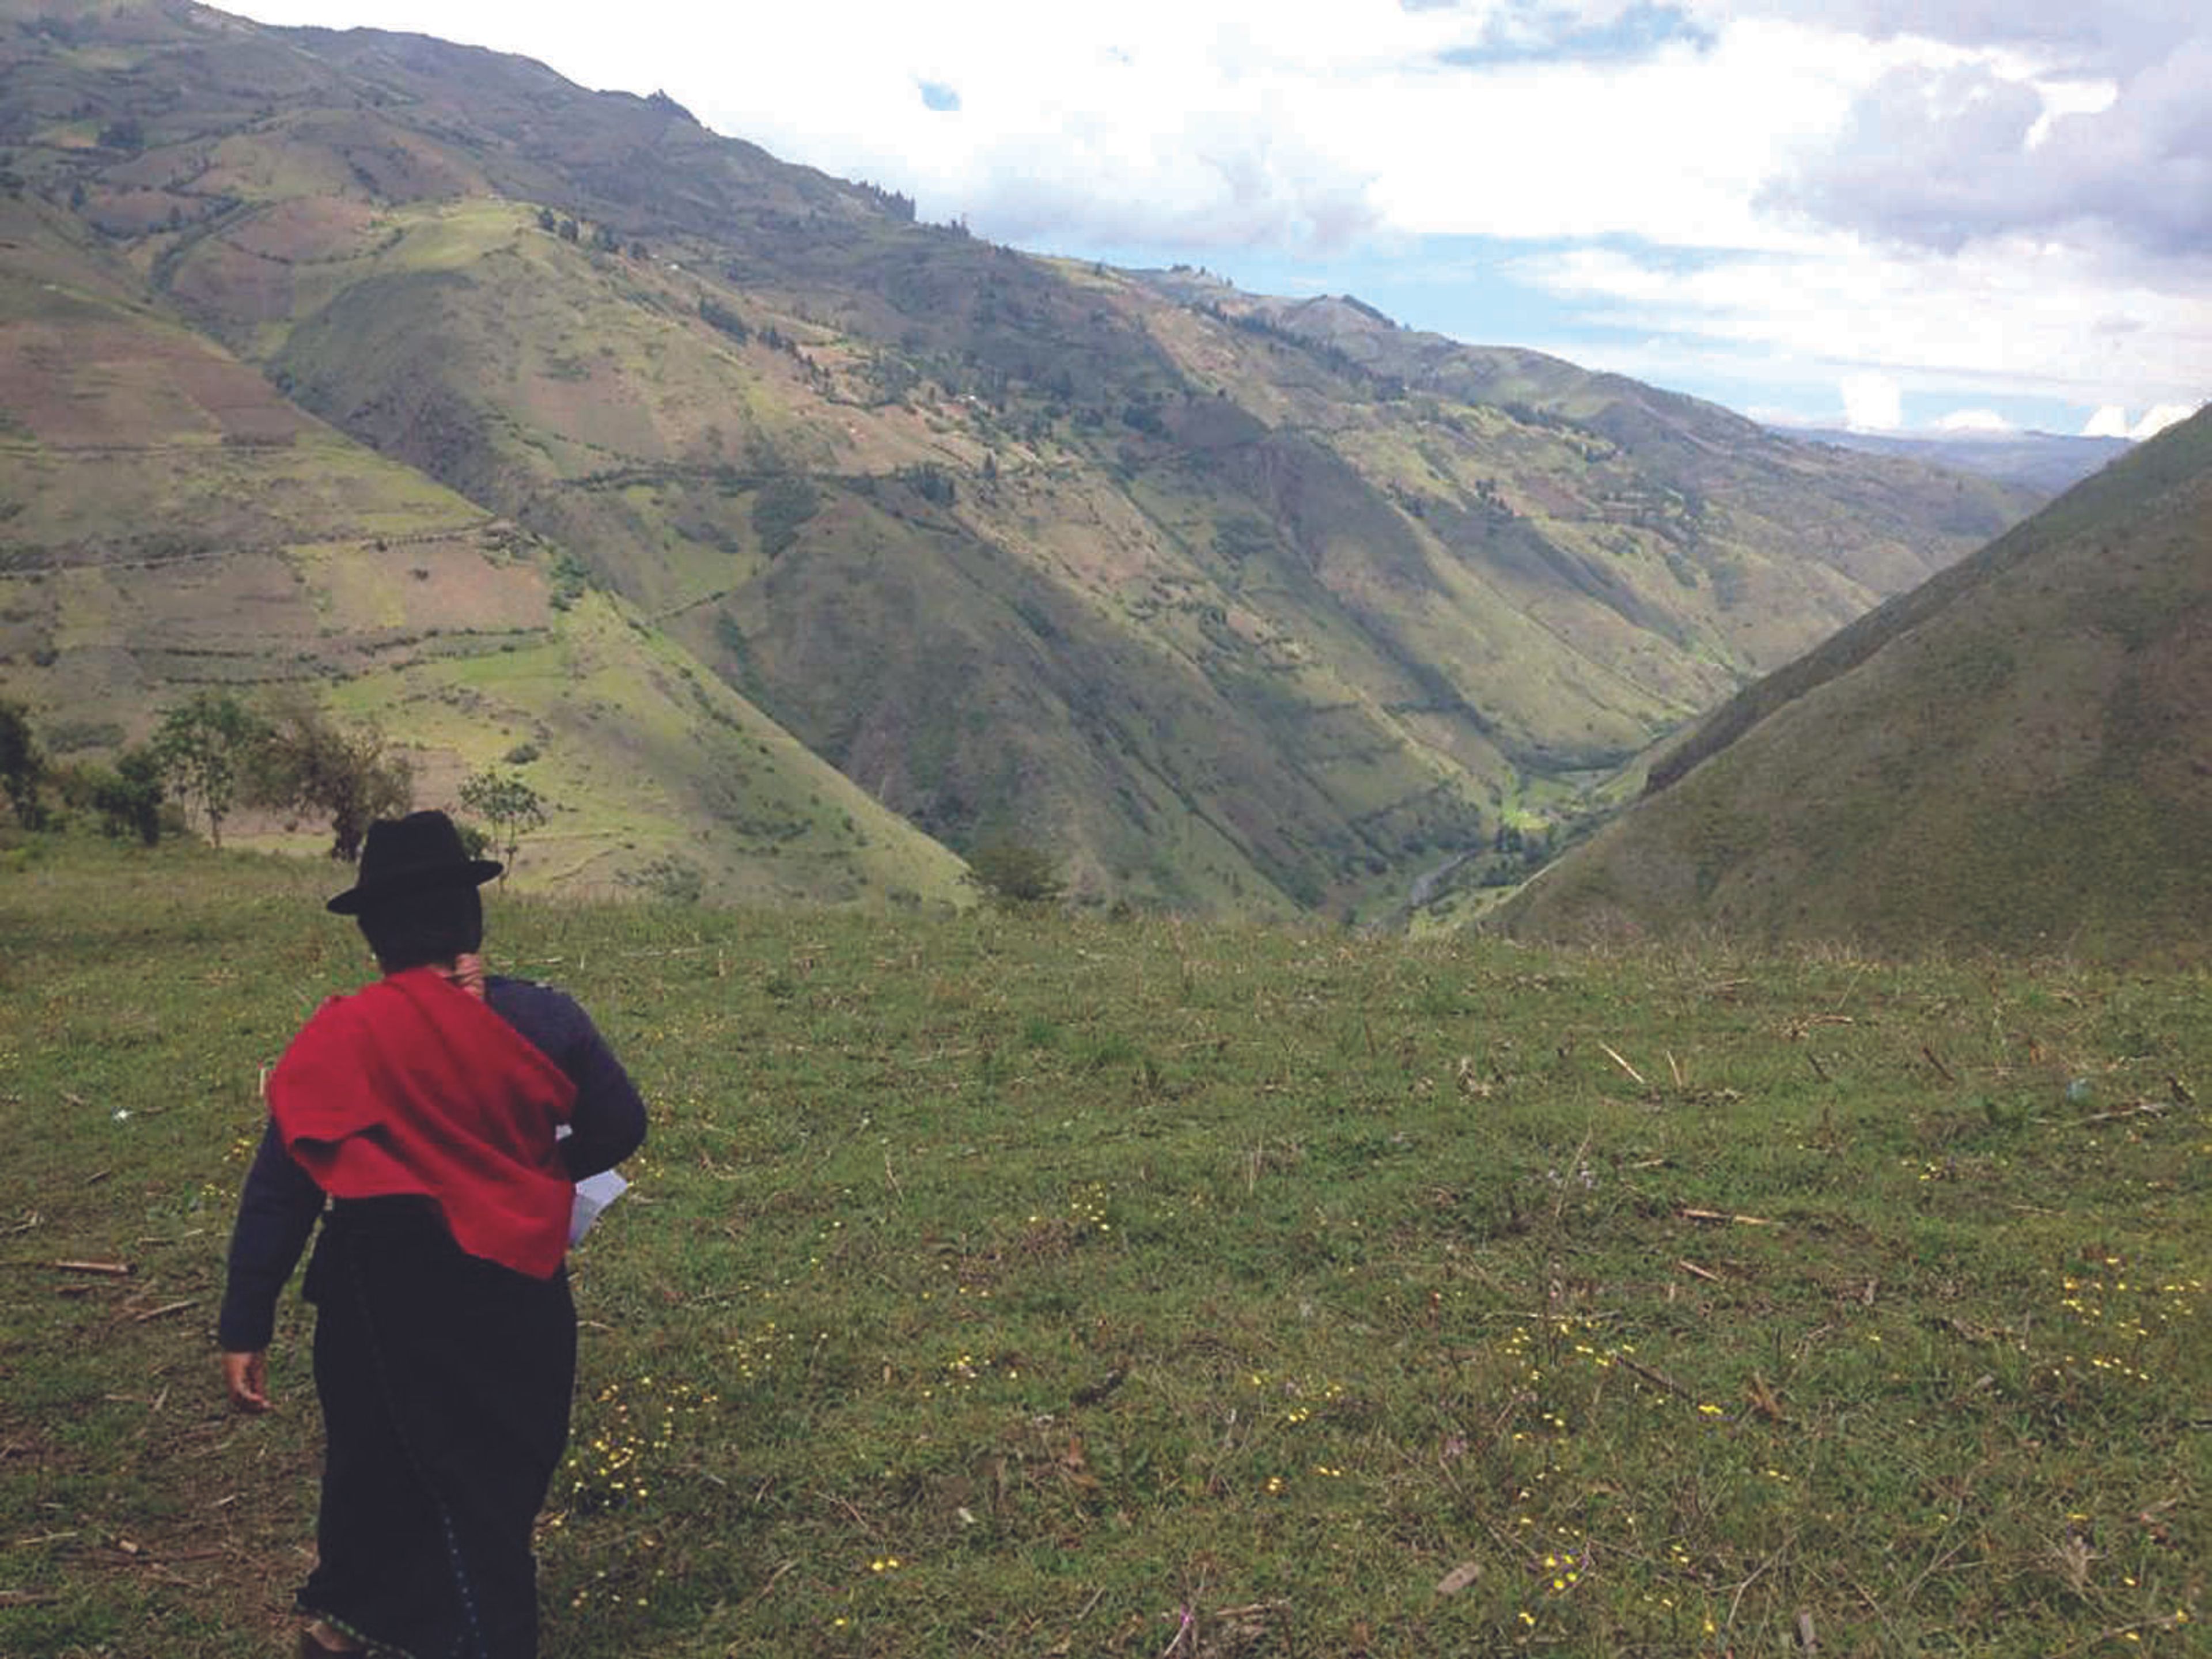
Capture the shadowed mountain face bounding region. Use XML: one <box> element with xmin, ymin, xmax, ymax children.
<box><xmin>1494</xmin><ymin>408</ymin><xmax>2212</xmax><ymax>962</ymax></box>
<box><xmin>0</xmin><ymin>0</ymin><xmax>2043</xmax><ymax>913</ymax></box>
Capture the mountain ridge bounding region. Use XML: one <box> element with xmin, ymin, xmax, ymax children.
<box><xmin>1780</xmin><ymin>426</ymin><xmax>2133</xmax><ymax>494</ymax></box>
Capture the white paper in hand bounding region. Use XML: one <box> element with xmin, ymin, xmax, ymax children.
<box><xmin>570</xmin><ymin>1169</ymin><xmax>629</xmax><ymax>1246</ymax></box>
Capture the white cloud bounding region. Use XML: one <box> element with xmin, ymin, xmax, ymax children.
<box><xmin>2077</xmin><ymin>402</ymin><xmax>2200</xmax><ymax>440</ymax></box>
<box><xmin>1518</xmin><ymin>234</ymin><xmax>2212</xmax><ymax>413</ymax></box>
<box><xmin>2131</xmin><ymin>403</ymin><xmax>2202</xmax><ymax>439</ymax></box>
<box><xmin>217</xmin><ymin>3</ymin><xmax>1928</xmax><ymax>253</ymax></box>
<box><xmin>2083</xmin><ymin>401</ymin><xmax>2203</xmax><ymax>439</ymax></box>
<box><xmin>1840</xmin><ymin>372</ymin><xmax>1903</xmax><ymax>430</ymax></box>
<box><xmin>1934</xmin><ymin>408</ymin><xmax>2013</xmax><ymax>432</ymax></box>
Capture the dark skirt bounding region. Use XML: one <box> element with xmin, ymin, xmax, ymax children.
<box><xmin>301</xmin><ymin>1198</ymin><xmax>577</xmax><ymax>1659</ymax></box>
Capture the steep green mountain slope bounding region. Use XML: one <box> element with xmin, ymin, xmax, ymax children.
<box><xmin>1151</xmin><ymin>282</ymin><xmax>2030</xmax><ymax>634</ymax></box>
<box><xmin>0</xmin><ymin>185</ymin><xmax>967</xmax><ymax>907</ymax></box>
<box><xmin>1491</xmin><ymin>407</ymin><xmax>2212</xmax><ymax>961</ymax></box>
<box><xmin>0</xmin><ymin>0</ymin><xmax>2041</xmax><ymax>913</ymax></box>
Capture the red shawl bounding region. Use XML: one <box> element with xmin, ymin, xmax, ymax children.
<box><xmin>269</xmin><ymin>967</ymin><xmax>579</xmax><ymax>1279</ymax></box>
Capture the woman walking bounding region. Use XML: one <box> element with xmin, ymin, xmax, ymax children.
<box><xmin>219</xmin><ymin>810</ymin><xmax>647</xmax><ymax>1658</ymax></box>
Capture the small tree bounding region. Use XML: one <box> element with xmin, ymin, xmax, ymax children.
<box><xmin>0</xmin><ymin>698</ymin><xmax>47</xmax><ymax>830</ymax></box>
<box><xmin>460</xmin><ymin>767</ymin><xmax>549</xmax><ymax>884</ymax></box>
<box><xmin>965</xmin><ymin>836</ymin><xmax>1065</xmax><ymax>907</ymax></box>
<box><xmin>250</xmin><ymin>692</ymin><xmax>414</xmax><ymax>862</ymax></box>
<box><xmin>153</xmin><ymin>691</ymin><xmax>263</xmax><ymax>847</ymax></box>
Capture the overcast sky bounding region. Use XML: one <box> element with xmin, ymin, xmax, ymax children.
<box><xmin>227</xmin><ymin>0</ymin><xmax>2210</xmax><ymax>438</ymax></box>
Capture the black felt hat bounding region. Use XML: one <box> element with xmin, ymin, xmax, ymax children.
<box><xmin>325</xmin><ymin>810</ymin><xmax>503</xmax><ymax>915</ymax></box>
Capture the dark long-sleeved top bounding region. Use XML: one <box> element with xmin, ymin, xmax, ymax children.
<box><xmin>218</xmin><ymin>975</ymin><xmax>646</xmax><ymax>1351</ymax></box>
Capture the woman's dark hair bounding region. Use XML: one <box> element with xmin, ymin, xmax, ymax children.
<box><xmin>355</xmin><ymin>882</ymin><xmax>484</xmax><ymax>974</ymax></box>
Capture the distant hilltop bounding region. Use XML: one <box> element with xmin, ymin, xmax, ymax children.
<box><xmin>1779</xmin><ymin>427</ymin><xmax>2131</xmax><ymax>494</ymax></box>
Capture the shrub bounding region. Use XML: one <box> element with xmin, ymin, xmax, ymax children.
<box><xmin>965</xmin><ymin>836</ymin><xmax>1065</xmax><ymax>906</ymax></box>
<box><xmin>89</xmin><ymin>747</ymin><xmax>165</xmax><ymax>846</ymax></box>
<box><xmin>699</xmin><ymin>297</ymin><xmax>751</xmax><ymax>343</ymax></box>
<box><xmin>752</xmin><ymin>478</ymin><xmax>820</xmax><ymax>559</ymax></box>
<box><xmin>618</xmin><ymin>854</ymin><xmax>704</xmax><ymax>905</ymax></box>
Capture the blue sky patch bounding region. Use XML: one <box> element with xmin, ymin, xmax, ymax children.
<box><xmin>918</xmin><ymin>80</ymin><xmax>961</xmax><ymax>112</ymax></box>
<box><xmin>1438</xmin><ymin>3</ymin><xmax>1714</xmax><ymax>67</ymax></box>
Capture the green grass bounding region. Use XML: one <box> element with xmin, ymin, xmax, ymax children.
<box><xmin>1</xmin><ymin>836</ymin><xmax>2205</xmax><ymax>1656</ymax></box>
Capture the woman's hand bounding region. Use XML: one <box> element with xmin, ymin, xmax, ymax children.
<box><xmin>222</xmin><ymin>1350</ymin><xmax>272</xmax><ymax>1414</ymax></box>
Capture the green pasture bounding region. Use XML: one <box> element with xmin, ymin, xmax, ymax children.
<box><xmin>0</xmin><ymin>838</ymin><xmax>2203</xmax><ymax>1655</ymax></box>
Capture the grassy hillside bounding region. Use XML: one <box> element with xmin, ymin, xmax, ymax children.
<box><xmin>0</xmin><ymin>0</ymin><xmax>2044</xmax><ymax>916</ymax></box>
<box><xmin>1492</xmin><ymin>407</ymin><xmax>2212</xmax><ymax>961</ymax></box>
<box><xmin>0</xmin><ymin>188</ymin><xmax>968</xmax><ymax>908</ymax></box>
<box><xmin>1</xmin><ymin>839</ymin><xmax>2205</xmax><ymax>1656</ymax></box>
<box><xmin>1151</xmin><ymin>280</ymin><xmax>2032</xmax><ymax>627</ymax></box>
